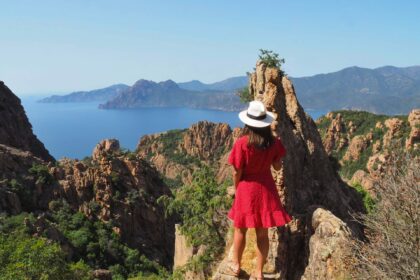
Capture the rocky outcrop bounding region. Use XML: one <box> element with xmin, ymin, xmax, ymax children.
<box><xmin>342</xmin><ymin>133</ymin><xmax>372</xmax><ymax>162</ymax></box>
<box><xmin>322</xmin><ymin>113</ymin><xmax>347</xmax><ymax>154</ymax></box>
<box><xmin>406</xmin><ymin>109</ymin><xmax>420</xmax><ymax>149</ymax></box>
<box><xmin>92</xmin><ymin>138</ymin><xmax>120</xmax><ymax>160</ymax></box>
<box><xmin>213</xmin><ymin>61</ymin><xmax>364</xmax><ymax>280</ymax></box>
<box><xmin>0</xmin><ymin>81</ymin><xmax>54</xmax><ymax>161</ymax></box>
<box><xmin>383</xmin><ymin>118</ymin><xmax>404</xmax><ymax>148</ymax></box>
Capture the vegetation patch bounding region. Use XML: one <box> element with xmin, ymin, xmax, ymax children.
<box><xmin>0</xmin><ymin>200</ymin><xmax>170</xmax><ymax>280</ymax></box>
<box><xmin>158</xmin><ymin>166</ymin><xmax>232</xmax><ymax>278</ymax></box>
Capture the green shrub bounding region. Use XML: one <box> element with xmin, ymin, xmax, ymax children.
<box><xmin>237</xmin><ymin>87</ymin><xmax>253</xmax><ymax>103</ymax></box>
<box><xmin>29</xmin><ymin>163</ymin><xmax>54</xmax><ymax>185</ymax></box>
<box><xmin>0</xmin><ymin>233</ymin><xmax>81</xmax><ymax>279</ymax></box>
<box><xmin>258</xmin><ymin>49</ymin><xmax>285</xmax><ymax>74</ymax></box>
<box><xmin>0</xmin><ymin>204</ymin><xmax>169</xmax><ymax>279</ymax></box>
<box><xmin>7</xmin><ymin>179</ymin><xmax>34</xmax><ymax>209</ymax></box>
<box><xmin>351</xmin><ymin>183</ymin><xmax>375</xmax><ymax>213</ymax></box>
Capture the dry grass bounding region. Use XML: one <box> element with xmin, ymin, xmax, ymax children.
<box><xmin>348</xmin><ymin>153</ymin><xmax>420</xmax><ymax>280</ymax></box>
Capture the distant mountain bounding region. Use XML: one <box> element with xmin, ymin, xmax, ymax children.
<box><xmin>99</xmin><ymin>79</ymin><xmax>244</xmax><ymax>111</ymax></box>
<box><xmin>178</xmin><ymin>76</ymin><xmax>248</xmax><ymax>92</ymax></box>
<box><xmin>39</xmin><ymin>84</ymin><xmax>129</xmax><ymax>103</ymax></box>
<box><xmin>291</xmin><ymin>65</ymin><xmax>420</xmax><ymax>114</ymax></box>
<box><xmin>40</xmin><ymin>65</ymin><xmax>420</xmax><ymax>114</ymax></box>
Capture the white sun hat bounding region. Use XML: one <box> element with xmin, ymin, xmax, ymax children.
<box><xmin>238</xmin><ymin>100</ymin><xmax>275</xmax><ymax>128</ymax></box>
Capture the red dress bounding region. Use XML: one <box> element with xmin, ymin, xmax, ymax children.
<box><xmin>227</xmin><ymin>135</ymin><xmax>291</xmax><ymax>228</ymax></box>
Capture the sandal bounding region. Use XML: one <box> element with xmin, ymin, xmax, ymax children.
<box><xmin>223</xmin><ymin>260</ymin><xmax>240</xmax><ymax>276</ymax></box>
<box><xmin>249</xmin><ymin>273</ymin><xmax>264</xmax><ymax>280</ymax></box>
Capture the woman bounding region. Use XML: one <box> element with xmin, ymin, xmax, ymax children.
<box><xmin>226</xmin><ymin>100</ymin><xmax>291</xmax><ymax>280</ymax></box>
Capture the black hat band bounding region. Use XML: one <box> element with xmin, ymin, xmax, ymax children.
<box><xmin>247</xmin><ymin>112</ymin><xmax>267</xmax><ymax>120</ymax></box>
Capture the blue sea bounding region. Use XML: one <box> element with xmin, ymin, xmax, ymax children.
<box><xmin>21</xmin><ymin>97</ymin><xmax>326</xmax><ymax>159</ymax></box>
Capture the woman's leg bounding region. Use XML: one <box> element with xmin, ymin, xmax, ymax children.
<box><xmin>232</xmin><ymin>227</ymin><xmax>248</xmax><ymax>270</ymax></box>
<box><xmin>255</xmin><ymin>227</ymin><xmax>269</xmax><ymax>277</ymax></box>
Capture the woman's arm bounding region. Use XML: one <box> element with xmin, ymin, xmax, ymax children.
<box><xmin>232</xmin><ymin>167</ymin><xmax>243</xmax><ymax>190</ymax></box>
<box><xmin>272</xmin><ymin>159</ymin><xmax>283</xmax><ymax>171</ymax></box>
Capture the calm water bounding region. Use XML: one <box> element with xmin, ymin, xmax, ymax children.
<box><xmin>21</xmin><ymin>97</ymin><xmax>326</xmax><ymax>159</ymax></box>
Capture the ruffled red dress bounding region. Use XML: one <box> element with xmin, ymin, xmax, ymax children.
<box><xmin>227</xmin><ymin>135</ymin><xmax>291</xmax><ymax>228</ymax></box>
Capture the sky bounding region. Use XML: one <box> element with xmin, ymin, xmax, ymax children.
<box><xmin>1</xmin><ymin>0</ymin><xmax>419</xmax><ymax>95</ymax></box>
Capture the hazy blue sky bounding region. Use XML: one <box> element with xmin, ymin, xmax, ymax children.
<box><xmin>1</xmin><ymin>0</ymin><xmax>419</xmax><ymax>95</ymax></box>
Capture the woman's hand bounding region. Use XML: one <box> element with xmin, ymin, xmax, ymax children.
<box><xmin>232</xmin><ymin>167</ymin><xmax>243</xmax><ymax>190</ymax></box>
<box><xmin>272</xmin><ymin>159</ymin><xmax>283</xmax><ymax>171</ymax></box>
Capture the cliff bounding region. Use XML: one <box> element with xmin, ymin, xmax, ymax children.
<box><xmin>0</xmin><ymin>81</ymin><xmax>54</xmax><ymax>161</ymax></box>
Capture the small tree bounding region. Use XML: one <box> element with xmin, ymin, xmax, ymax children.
<box><xmin>259</xmin><ymin>49</ymin><xmax>285</xmax><ymax>75</ymax></box>
<box><xmin>237</xmin><ymin>86</ymin><xmax>253</xmax><ymax>103</ymax></box>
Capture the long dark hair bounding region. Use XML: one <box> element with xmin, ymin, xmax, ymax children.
<box><xmin>243</xmin><ymin>124</ymin><xmax>274</xmax><ymax>149</ymax></box>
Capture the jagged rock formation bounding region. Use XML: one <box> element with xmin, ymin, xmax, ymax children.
<box><xmin>316</xmin><ymin>109</ymin><xmax>418</xmax><ymax>198</ymax></box>
<box><xmin>0</xmin><ymin>137</ymin><xmax>175</xmax><ymax>268</ymax></box>
<box><xmin>0</xmin><ymin>81</ymin><xmax>54</xmax><ymax>161</ymax></box>
<box><xmin>213</xmin><ymin>61</ymin><xmax>364</xmax><ymax>280</ymax></box>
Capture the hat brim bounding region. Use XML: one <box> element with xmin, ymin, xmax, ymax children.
<box><xmin>238</xmin><ymin>110</ymin><xmax>275</xmax><ymax>128</ymax></box>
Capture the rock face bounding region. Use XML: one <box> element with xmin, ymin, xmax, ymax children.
<box><xmin>0</xmin><ymin>81</ymin><xmax>54</xmax><ymax>161</ymax></box>
<box><xmin>137</xmin><ymin>121</ymin><xmax>234</xmax><ymax>186</ymax></box>
<box><xmin>173</xmin><ymin>224</ymin><xmax>194</xmax><ymax>270</ymax></box>
<box><xmin>183</xmin><ymin>121</ymin><xmax>232</xmax><ymax>161</ymax></box>
<box><xmin>213</xmin><ymin>61</ymin><xmax>364</xmax><ymax>280</ymax></box>
<box><xmin>0</xmin><ymin>144</ymin><xmax>55</xmax><ymax>213</ymax></box>
<box><xmin>301</xmin><ymin>208</ymin><xmax>352</xmax><ymax>280</ymax></box>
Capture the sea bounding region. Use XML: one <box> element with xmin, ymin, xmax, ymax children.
<box><xmin>21</xmin><ymin>97</ymin><xmax>327</xmax><ymax>159</ymax></box>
